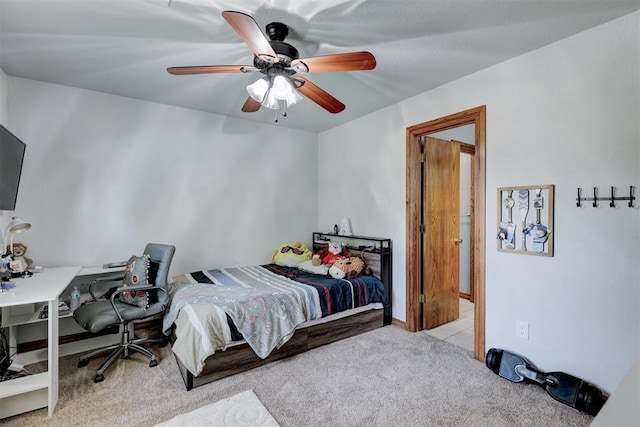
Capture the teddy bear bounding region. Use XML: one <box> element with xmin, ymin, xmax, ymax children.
<box><xmin>7</xmin><ymin>242</ymin><xmax>33</xmax><ymax>271</ymax></box>
<box><xmin>318</xmin><ymin>242</ymin><xmax>351</xmax><ymax>265</ymax></box>
<box><xmin>329</xmin><ymin>256</ymin><xmax>371</xmax><ymax>279</ymax></box>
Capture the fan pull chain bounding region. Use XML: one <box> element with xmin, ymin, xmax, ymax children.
<box><xmin>273</xmin><ymin>100</ymin><xmax>289</xmax><ymax>123</ymax></box>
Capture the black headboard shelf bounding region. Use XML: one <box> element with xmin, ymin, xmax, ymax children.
<box><xmin>312</xmin><ymin>232</ymin><xmax>392</xmax><ymax>325</ymax></box>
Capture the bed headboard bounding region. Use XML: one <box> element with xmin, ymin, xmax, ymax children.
<box><xmin>312</xmin><ymin>232</ymin><xmax>392</xmax><ymax>325</ymax></box>
<box><xmin>351</xmin><ymin>249</ymin><xmax>383</xmax><ymax>279</ymax></box>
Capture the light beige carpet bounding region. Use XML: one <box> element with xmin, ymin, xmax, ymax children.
<box><xmin>154</xmin><ymin>389</ymin><xmax>280</xmax><ymax>427</ymax></box>
<box><xmin>2</xmin><ymin>326</ymin><xmax>595</xmax><ymax>426</ymax></box>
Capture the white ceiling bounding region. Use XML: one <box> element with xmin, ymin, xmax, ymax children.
<box><xmin>1</xmin><ymin>0</ymin><xmax>638</xmax><ymax>133</ymax></box>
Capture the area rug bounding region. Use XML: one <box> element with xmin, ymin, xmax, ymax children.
<box><xmin>154</xmin><ymin>389</ymin><xmax>280</xmax><ymax>427</ymax></box>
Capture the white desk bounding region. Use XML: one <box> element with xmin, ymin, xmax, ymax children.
<box><xmin>0</xmin><ymin>266</ymin><xmax>81</xmax><ymax>419</ymax></box>
<box><xmin>2</xmin><ymin>265</ymin><xmax>126</xmax><ymax>364</ymax></box>
<box><xmin>77</xmin><ymin>265</ymin><xmax>125</xmax><ymax>277</ymax></box>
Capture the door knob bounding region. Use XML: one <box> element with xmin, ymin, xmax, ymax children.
<box><xmin>454</xmin><ymin>238</ymin><xmax>464</xmax><ymax>244</ymax></box>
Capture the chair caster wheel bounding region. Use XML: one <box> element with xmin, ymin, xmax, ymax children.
<box><xmin>94</xmin><ymin>374</ymin><xmax>104</xmax><ymax>383</ymax></box>
<box><xmin>149</xmin><ymin>359</ymin><xmax>158</xmax><ymax>368</ymax></box>
<box><xmin>78</xmin><ymin>360</ymin><xmax>88</xmax><ymax>368</ymax></box>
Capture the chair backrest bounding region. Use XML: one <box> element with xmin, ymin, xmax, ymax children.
<box><xmin>143</xmin><ymin>243</ymin><xmax>175</xmax><ymax>305</ymax></box>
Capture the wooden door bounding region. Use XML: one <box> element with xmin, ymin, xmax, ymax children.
<box><xmin>423</xmin><ymin>136</ymin><xmax>460</xmax><ymax>329</ymax></box>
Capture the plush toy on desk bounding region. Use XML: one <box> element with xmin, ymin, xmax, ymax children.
<box><xmin>272</xmin><ymin>242</ymin><xmax>311</xmax><ymax>267</ymax></box>
<box><xmin>6</xmin><ymin>242</ymin><xmax>33</xmax><ymax>272</ymax></box>
<box><xmin>329</xmin><ymin>256</ymin><xmax>371</xmax><ymax>279</ymax></box>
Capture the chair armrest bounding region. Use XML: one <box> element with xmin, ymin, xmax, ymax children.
<box><xmin>107</xmin><ymin>284</ymin><xmax>167</xmax><ymax>322</ymax></box>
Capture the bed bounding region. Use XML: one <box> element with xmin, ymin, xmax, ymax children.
<box><xmin>163</xmin><ymin>234</ymin><xmax>392</xmax><ymax>390</ymax></box>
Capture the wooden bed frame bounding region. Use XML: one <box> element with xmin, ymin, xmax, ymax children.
<box><xmin>171</xmin><ymin>233</ymin><xmax>392</xmax><ymax>391</ymax></box>
<box><xmin>174</xmin><ymin>309</ymin><xmax>383</xmax><ymax>390</ymax></box>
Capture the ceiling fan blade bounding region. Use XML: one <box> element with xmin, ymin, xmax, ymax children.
<box><xmin>167</xmin><ymin>65</ymin><xmax>257</xmax><ymax>75</ymax></box>
<box><xmin>242</xmin><ymin>96</ymin><xmax>261</xmax><ymax>113</ymax></box>
<box><xmin>293</xmin><ymin>77</ymin><xmax>345</xmax><ymax>114</ymax></box>
<box><xmin>290</xmin><ymin>51</ymin><xmax>376</xmax><ymax>73</ymax></box>
<box><xmin>222</xmin><ymin>11</ymin><xmax>279</xmax><ymax>63</ymax></box>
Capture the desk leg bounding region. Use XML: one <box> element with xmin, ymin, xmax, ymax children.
<box><xmin>47</xmin><ymin>299</ymin><xmax>59</xmax><ymax>416</ymax></box>
<box><xmin>7</xmin><ymin>325</ymin><xmax>17</xmax><ymax>361</ymax></box>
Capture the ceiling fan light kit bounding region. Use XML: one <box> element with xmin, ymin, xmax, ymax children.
<box><xmin>247</xmin><ymin>75</ymin><xmax>303</xmax><ymax>106</ymax></box>
<box><xmin>166</xmin><ymin>11</ymin><xmax>376</xmax><ymax>123</ymax></box>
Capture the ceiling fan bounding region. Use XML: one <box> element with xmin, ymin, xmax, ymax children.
<box><xmin>167</xmin><ymin>11</ymin><xmax>376</xmax><ymax>120</ymax></box>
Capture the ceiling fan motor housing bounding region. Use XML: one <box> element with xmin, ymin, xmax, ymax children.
<box><xmin>254</xmin><ymin>40</ymin><xmax>299</xmax><ymax>70</ymax></box>
<box><xmin>254</xmin><ymin>22</ymin><xmax>299</xmax><ymax>70</ymax></box>
<box><xmin>266</xmin><ymin>22</ymin><xmax>288</xmax><ymax>41</ymax></box>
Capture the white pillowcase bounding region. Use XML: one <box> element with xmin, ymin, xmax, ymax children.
<box><xmin>296</xmin><ymin>260</ymin><xmax>329</xmax><ymax>275</ymax></box>
<box><xmin>276</xmin><ymin>256</ymin><xmax>304</xmax><ymax>267</ymax></box>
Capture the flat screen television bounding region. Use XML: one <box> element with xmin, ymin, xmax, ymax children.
<box><xmin>0</xmin><ymin>124</ymin><xmax>27</xmax><ymax>211</ymax></box>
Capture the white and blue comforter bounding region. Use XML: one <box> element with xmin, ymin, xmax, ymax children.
<box><xmin>163</xmin><ymin>264</ymin><xmax>385</xmax><ymax>375</ymax></box>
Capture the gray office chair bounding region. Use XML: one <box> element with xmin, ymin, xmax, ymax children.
<box><xmin>73</xmin><ymin>243</ymin><xmax>175</xmax><ymax>383</ymax></box>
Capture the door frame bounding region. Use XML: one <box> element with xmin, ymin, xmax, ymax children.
<box><xmin>405</xmin><ymin>105</ymin><xmax>486</xmax><ymax>361</ymax></box>
<box><xmin>458</xmin><ymin>141</ymin><xmax>476</xmax><ymax>302</ymax></box>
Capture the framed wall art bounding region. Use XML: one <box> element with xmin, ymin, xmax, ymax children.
<box><xmin>497</xmin><ymin>184</ymin><xmax>554</xmax><ymax>256</ymax></box>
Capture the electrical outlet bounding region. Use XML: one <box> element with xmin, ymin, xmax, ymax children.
<box><xmin>516</xmin><ymin>321</ymin><xmax>529</xmax><ymax>340</ymax></box>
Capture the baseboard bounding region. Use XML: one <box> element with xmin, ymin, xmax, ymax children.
<box><xmin>391</xmin><ymin>317</ymin><xmax>406</xmax><ymax>329</ymax></box>
<box><xmin>16</xmin><ymin>318</ymin><xmax>163</xmax><ymax>354</ymax></box>
<box><xmin>14</xmin><ymin>334</ymin><xmax>122</xmax><ymax>365</ymax></box>
<box><xmin>17</xmin><ymin>326</ymin><xmax>119</xmax><ymax>353</ymax></box>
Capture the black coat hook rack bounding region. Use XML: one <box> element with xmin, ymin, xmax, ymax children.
<box><xmin>576</xmin><ymin>186</ymin><xmax>635</xmax><ymax>208</ymax></box>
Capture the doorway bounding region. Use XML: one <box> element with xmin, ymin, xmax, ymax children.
<box><xmin>405</xmin><ymin>105</ymin><xmax>486</xmax><ymax>362</ymax></box>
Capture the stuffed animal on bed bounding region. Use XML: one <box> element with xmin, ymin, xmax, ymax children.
<box><xmin>316</xmin><ymin>242</ymin><xmax>351</xmax><ymax>265</ymax></box>
<box><xmin>272</xmin><ymin>242</ymin><xmax>311</xmax><ymax>267</ymax></box>
<box><xmin>329</xmin><ymin>256</ymin><xmax>371</xmax><ymax>279</ymax></box>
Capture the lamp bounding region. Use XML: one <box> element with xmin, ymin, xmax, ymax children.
<box><xmin>246</xmin><ymin>73</ymin><xmax>303</xmax><ymax>112</ymax></box>
<box><xmin>2</xmin><ymin>217</ymin><xmax>31</xmax><ymax>256</ymax></box>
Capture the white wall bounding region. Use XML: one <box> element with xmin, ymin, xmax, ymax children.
<box><xmin>0</xmin><ymin>68</ymin><xmax>10</xmax><ymax>228</ymax></box>
<box><xmin>7</xmin><ymin>78</ymin><xmax>319</xmax><ymax>276</ymax></box>
<box><xmin>0</xmin><ymin>68</ymin><xmax>7</xmax><ymax>122</ymax></box>
<box><xmin>318</xmin><ymin>11</ymin><xmax>639</xmax><ymax>392</ymax></box>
